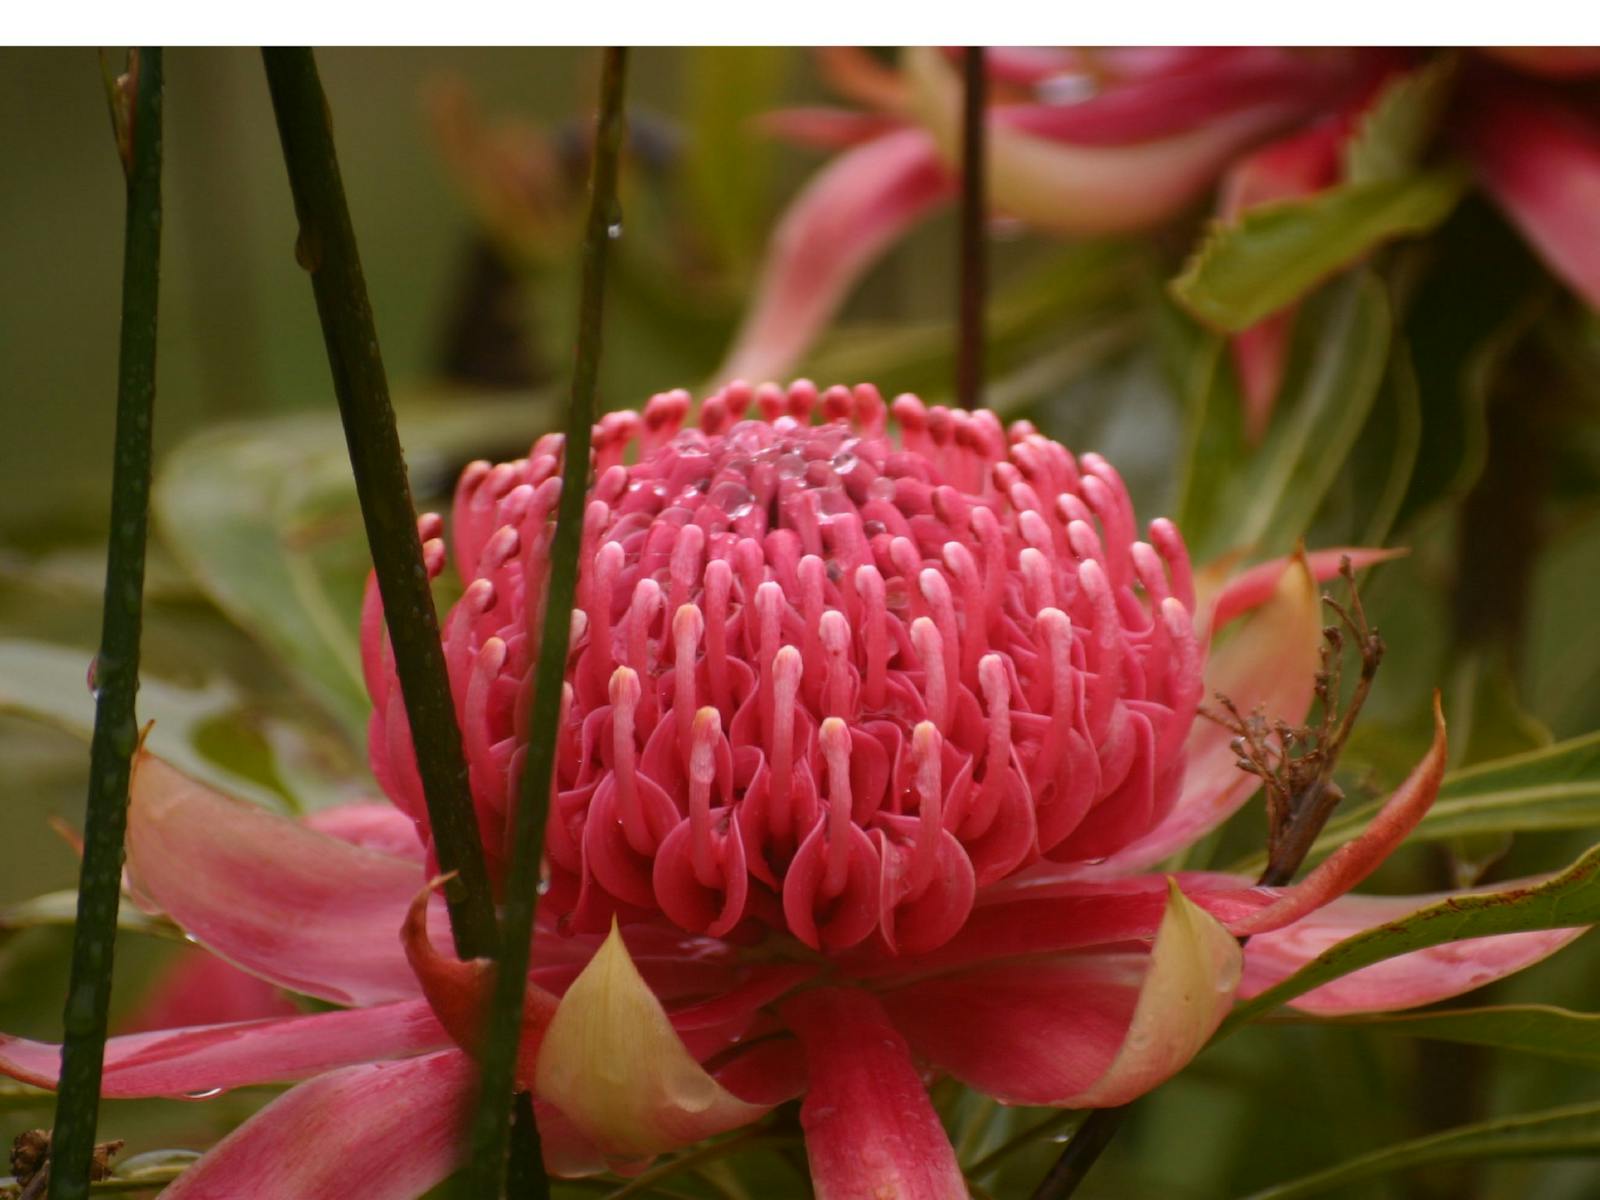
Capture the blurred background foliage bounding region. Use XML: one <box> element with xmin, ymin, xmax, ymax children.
<box><xmin>3</xmin><ymin>45</ymin><xmax>1600</xmax><ymax>1199</ymax></box>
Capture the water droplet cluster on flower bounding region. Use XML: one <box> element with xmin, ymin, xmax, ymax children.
<box><xmin>364</xmin><ymin>381</ymin><xmax>1203</xmax><ymax>956</ymax></box>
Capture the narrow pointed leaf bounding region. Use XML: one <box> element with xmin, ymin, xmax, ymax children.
<box><xmin>1324</xmin><ymin>1003</ymin><xmax>1600</xmax><ymax>1068</ymax></box>
<box><xmin>1242</xmin><ymin>1100</ymin><xmax>1600</xmax><ymax>1200</ymax></box>
<box><xmin>1222</xmin><ymin>843</ymin><xmax>1600</xmax><ymax>1033</ymax></box>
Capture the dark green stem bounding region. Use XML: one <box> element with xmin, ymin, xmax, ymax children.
<box><xmin>464</xmin><ymin>47</ymin><xmax>629</xmax><ymax>1196</ymax></box>
<box><xmin>261</xmin><ymin>48</ymin><xmax>496</xmax><ymax>960</ymax></box>
<box><xmin>956</xmin><ymin>45</ymin><xmax>987</xmax><ymax>411</ymax></box>
<box><xmin>1028</xmin><ymin>1107</ymin><xmax>1126</xmax><ymax>1200</ymax></box>
<box><xmin>47</xmin><ymin>48</ymin><xmax>163</xmax><ymax>1200</ymax></box>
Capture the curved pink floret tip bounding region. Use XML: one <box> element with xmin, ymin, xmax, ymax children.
<box><xmin>365</xmin><ymin>383</ymin><xmax>1204</xmax><ymax>957</ymax></box>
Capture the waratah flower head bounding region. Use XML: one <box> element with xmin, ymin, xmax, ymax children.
<box><xmin>364</xmin><ymin>380</ymin><xmax>1203</xmax><ymax>956</ymax></box>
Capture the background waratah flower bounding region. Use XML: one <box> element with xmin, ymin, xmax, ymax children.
<box><xmin>720</xmin><ymin>48</ymin><xmax>1600</xmax><ymax>432</ymax></box>
<box><xmin>3</xmin><ymin>384</ymin><xmax>1586</xmax><ymax>1200</ymax></box>
<box><xmin>717</xmin><ymin>47</ymin><xmax>1377</xmax><ymax>384</ymax></box>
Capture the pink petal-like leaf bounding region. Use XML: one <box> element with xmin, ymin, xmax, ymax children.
<box><xmin>1240</xmin><ymin>888</ymin><xmax>1587</xmax><ymax>1013</ymax></box>
<box><xmin>756</xmin><ymin>107</ymin><xmax>907</xmax><ymax>150</ymax></box>
<box><xmin>127</xmin><ymin>753</ymin><xmax>441</xmax><ymax>1006</ymax></box>
<box><xmin>120</xmin><ymin>947</ymin><xmax>299</xmax><ymax>1033</ymax></box>
<box><xmin>780</xmin><ymin>986</ymin><xmax>967</xmax><ymax>1200</ymax></box>
<box><xmin>904</xmin><ymin>46</ymin><xmax>1342</xmax><ymax>236</ymax></box>
<box><xmin>883</xmin><ymin>879</ymin><xmax>1241</xmax><ymax>1107</ymax></box>
<box><xmin>1232</xmin><ymin>699</ymin><xmax>1448</xmax><ymax>936</ymax></box>
<box><xmin>0</xmin><ymin>1000</ymin><xmax>446</xmax><ymax>1098</ymax></box>
<box><xmin>160</xmin><ymin>1051</ymin><xmax>471</xmax><ymax>1200</ymax></box>
<box><xmin>303</xmin><ymin>803</ymin><xmax>426</xmax><ymax>861</ymax></box>
<box><xmin>1478</xmin><ymin>47</ymin><xmax>1600</xmax><ymax>80</ymax></box>
<box><xmin>715</xmin><ymin>128</ymin><xmax>954</xmax><ymax>384</ymax></box>
<box><xmin>1462</xmin><ymin>75</ymin><xmax>1600</xmax><ymax>310</ymax></box>
<box><xmin>1205</xmin><ymin>546</ymin><xmax>1405</xmax><ymax>632</ymax></box>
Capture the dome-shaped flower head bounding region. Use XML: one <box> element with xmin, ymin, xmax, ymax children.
<box><xmin>370</xmin><ymin>379</ymin><xmax>1203</xmax><ymax>955</ymax></box>
<box><xmin>7</xmin><ymin>384</ymin><xmax>1585</xmax><ymax>1200</ymax></box>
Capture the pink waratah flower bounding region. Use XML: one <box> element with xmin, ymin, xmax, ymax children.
<box><xmin>1</xmin><ymin>383</ymin><xmax>1584</xmax><ymax>1199</ymax></box>
<box><xmin>721</xmin><ymin>48</ymin><xmax>1600</xmax><ymax>434</ymax></box>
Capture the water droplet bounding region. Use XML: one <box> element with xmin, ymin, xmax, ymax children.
<box><xmin>293</xmin><ymin>225</ymin><xmax>322</xmax><ymax>272</ymax></box>
<box><xmin>830</xmin><ymin>451</ymin><xmax>858</xmax><ymax>474</ymax></box>
<box><xmin>184</xmin><ymin>1087</ymin><xmax>224</xmax><ymax>1100</ymax></box>
<box><xmin>775</xmin><ymin>453</ymin><xmax>805</xmax><ymax>480</ymax></box>
<box><xmin>867</xmin><ymin>475</ymin><xmax>897</xmax><ymax>503</ymax></box>
<box><xmin>85</xmin><ymin>656</ymin><xmax>100</xmax><ymax>698</ymax></box>
<box><xmin>606</xmin><ymin>222</ymin><xmax>623</xmax><ymax>240</ymax></box>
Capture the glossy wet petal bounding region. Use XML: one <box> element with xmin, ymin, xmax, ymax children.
<box><xmin>159</xmin><ymin>1051</ymin><xmax>470</xmax><ymax>1200</ymax></box>
<box><xmin>780</xmin><ymin>986</ymin><xmax>966</xmax><ymax>1200</ymax></box>
<box><xmin>883</xmin><ymin>880</ymin><xmax>1241</xmax><ymax>1107</ymax></box>
<box><xmin>126</xmin><ymin>752</ymin><xmax>442</xmax><ymax>1006</ymax></box>
<box><xmin>0</xmin><ymin>1000</ymin><xmax>446</xmax><ymax>1098</ymax></box>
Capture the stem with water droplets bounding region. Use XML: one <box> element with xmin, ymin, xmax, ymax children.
<box><xmin>49</xmin><ymin>47</ymin><xmax>163</xmax><ymax>1200</ymax></box>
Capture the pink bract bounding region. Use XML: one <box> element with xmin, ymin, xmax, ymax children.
<box><xmin>3</xmin><ymin>385</ymin><xmax>1584</xmax><ymax>1200</ymax></box>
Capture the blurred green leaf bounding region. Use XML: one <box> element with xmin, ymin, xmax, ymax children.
<box><xmin>803</xmin><ymin>241</ymin><xmax>1146</xmax><ymax>407</ymax></box>
<box><xmin>682</xmin><ymin>47</ymin><xmax>790</xmax><ymax>277</ymax></box>
<box><xmin>1171</xmin><ymin>167</ymin><xmax>1466</xmax><ymax>333</ymax></box>
<box><xmin>1351</xmin><ymin>341</ymin><xmax>1422</xmax><ymax>547</ymax></box>
<box><xmin>1343</xmin><ymin>55</ymin><xmax>1458</xmax><ymax>185</ymax></box>
<box><xmin>1223</xmin><ymin>841</ymin><xmax>1600</xmax><ymax>1032</ymax></box>
<box><xmin>1440</xmin><ymin>651</ymin><xmax>1553</xmax><ymax>884</ymax></box>
<box><xmin>0</xmin><ymin>638</ymin><xmax>289</xmax><ymax>810</ymax></box>
<box><xmin>1235</xmin><ymin>729</ymin><xmax>1600</xmax><ymax>875</ymax></box>
<box><xmin>0</xmin><ymin>890</ymin><xmax>180</xmax><ymax>940</ymax></box>
<box><xmin>154</xmin><ymin>396</ymin><xmax>551</xmax><ymax>743</ymax></box>
<box><xmin>1326</xmin><ymin>1003</ymin><xmax>1600</xmax><ymax>1069</ymax></box>
<box><xmin>1185</xmin><ymin>272</ymin><xmax>1391</xmax><ymax>559</ymax></box>
<box><xmin>1240</xmin><ymin>1099</ymin><xmax>1600</xmax><ymax>1200</ymax></box>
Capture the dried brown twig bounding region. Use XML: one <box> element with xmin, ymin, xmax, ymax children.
<box><xmin>1208</xmin><ymin>556</ymin><xmax>1386</xmax><ymax>888</ymax></box>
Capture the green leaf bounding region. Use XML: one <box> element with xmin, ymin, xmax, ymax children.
<box><xmin>1221</xmin><ymin>842</ymin><xmax>1600</xmax><ymax>1034</ymax></box>
<box><xmin>154</xmin><ymin>396</ymin><xmax>551</xmax><ymax>742</ymax></box>
<box><xmin>0</xmin><ymin>889</ymin><xmax>182</xmax><ymax>941</ymax></box>
<box><xmin>1240</xmin><ymin>1099</ymin><xmax>1600</xmax><ymax>1200</ymax></box>
<box><xmin>682</xmin><ymin>47</ymin><xmax>791</xmax><ymax>277</ymax></box>
<box><xmin>1171</xmin><ymin>166</ymin><xmax>1467</xmax><ymax>333</ymax></box>
<box><xmin>1204</xmin><ymin>271</ymin><xmax>1392</xmax><ymax>557</ymax></box>
<box><xmin>0</xmin><ymin>638</ymin><xmax>290</xmax><ymax>810</ymax></box>
<box><xmin>804</xmin><ymin>241</ymin><xmax>1145</xmax><ymax>409</ymax></box>
<box><xmin>1323</xmin><ymin>1003</ymin><xmax>1600</xmax><ymax>1070</ymax></box>
<box><xmin>1235</xmin><ymin>730</ymin><xmax>1600</xmax><ymax>875</ymax></box>
<box><xmin>1344</xmin><ymin>55</ymin><xmax>1459</xmax><ymax>185</ymax></box>
<box><xmin>1352</xmin><ymin>340</ymin><xmax>1422</xmax><ymax>547</ymax></box>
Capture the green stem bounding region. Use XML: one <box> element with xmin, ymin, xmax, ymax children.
<box><xmin>956</xmin><ymin>45</ymin><xmax>987</xmax><ymax>411</ymax></box>
<box><xmin>966</xmin><ymin>1110</ymin><xmax>1081</xmax><ymax>1181</ymax></box>
<box><xmin>260</xmin><ymin>48</ymin><xmax>496</xmax><ymax>960</ymax></box>
<box><xmin>47</xmin><ymin>48</ymin><xmax>163</xmax><ymax>1200</ymax></box>
<box><xmin>1027</xmin><ymin>1107</ymin><xmax>1127</xmax><ymax>1200</ymax></box>
<box><xmin>464</xmin><ymin>47</ymin><xmax>629</xmax><ymax>1196</ymax></box>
